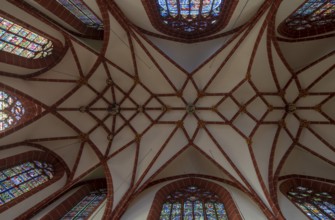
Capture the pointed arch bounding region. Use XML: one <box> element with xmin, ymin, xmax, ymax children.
<box><xmin>278</xmin><ymin>0</ymin><xmax>335</xmax><ymax>38</ymax></box>
<box><xmin>142</xmin><ymin>0</ymin><xmax>238</xmax><ymax>39</ymax></box>
<box><xmin>41</xmin><ymin>179</ymin><xmax>107</xmax><ymax>220</ymax></box>
<box><xmin>0</xmin><ymin>85</ymin><xmax>43</xmax><ymax>137</ymax></box>
<box><xmin>0</xmin><ymin>10</ymin><xmax>64</xmax><ymax>69</ymax></box>
<box><xmin>280</xmin><ymin>177</ymin><xmax>335</xmax><ymax>219</ymax></box>
<box><xmin>0</xmin><ymin>150</ymin><xmax>65</xmax><ymax>213</ymax></box>
<box><xmin>148</xmin><ymin>178</ymin><xmax>242</xmax><ymax>219</ymax></box>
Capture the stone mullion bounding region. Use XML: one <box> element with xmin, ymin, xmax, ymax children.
<box><xmin>192</xmin><ymin>200</ymin><xmax>195</xmax><ymax>219</ymax></box>
<box><xmin>203</xmin><ymin>199</ymin><xmax>208</xmax><ymax>220</ymax></box>
<box><xmin>168</xmin><ymin>202</ymin><xmax>173</xmax><ymax>219</ymax></box>
<box><xmin>307</xmin><ymin>2</ymin><xmax>329</xmax><ymax>26</ymax></box>
<box><xmin>181</xmin><ymin>199</ymin><xmax>185</xmax><ymax>219</ymax></box>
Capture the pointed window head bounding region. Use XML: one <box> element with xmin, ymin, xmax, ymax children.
<box><xmin>0</xmin><ymin>16</ymin><xmax>53</xmax><ymax>59</ymax></box>
<box><xmin>143</xmin><ymin>0</ymin><xmax>237</xmax><ymax>39</ymax></box>
<box><xmin>0</xmin><ymin>91</ymin><xmax>25</xmax><ymax>131</ymax></box>
<box><xmin>279</xmin><ymin>0</ymin><xmax>335</xmax><ymax>38</ymax></box>
<box><xmin>159</xmin><ymin>185</ymin><xmax>229</xmax><ymax>219</ymax></box>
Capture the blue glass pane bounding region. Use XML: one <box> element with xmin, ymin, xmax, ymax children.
<box><xmin>205</xmin><ymin>202</ymin><xmax>217</xmax><ymax>220</ymax></box>
<box><xmin>296</xmin><ymin>203</ymin><xmax>320</xmax><ymax>220</ymax></box>
<box><xmin>156</xmin><ymin>0</ymin><xmax>224</xmax><ymax>33</ymax></box>
<box><xmin>61</xmin><ymin>189</ymin><xmax>107</xmax><ymax>219</ymax></box>
<box><xmin>215</xmin><ymin>203</ymin><xmax>228</xmax><ymax>220</ymax></box>
<box><xmin>171</xmin><ymin>203</ymin><xmax>182</xmax><ymax>220</ymax></box>
<box><xmin>160</xmin><ymin>202</ymin><xmax>171</xmax><ymax>220</ymax></box>
<box><xmin>56</xmin><ymin>0</ymin><xmax>103</xmax><ymax>30</ymax></box>
<box><xmin>183</xmin><ymin>201</ymin><xmax>193</xmax><ymax>220</ymax></box>
<box><xmin>158</xmin><ymin>0</ymin><xmax>222</xmax><ymax>16</ymax></box>
<box><xmin>284</xmin><ymin>0</ymin><xmax>335</xmax><ymax>35</ymax></box>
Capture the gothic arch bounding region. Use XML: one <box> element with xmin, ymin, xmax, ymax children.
<box><xmin>148</xmin><ymin>178</ymin><xmax>242</xmax><ymax>220</ymax></box>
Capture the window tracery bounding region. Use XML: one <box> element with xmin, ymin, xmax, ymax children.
<box><xmin>287</xmin><ymin>185</ymin><xmax>335</xmax><ymax>220</ymax></box>
<box><xmin>143</xmin><ymin>0</ymin><xmax>237</xmax><ymax>39</ymax></box>
<box><xmin>0</xmin><ymin>16</ymin><xmax>53</xmax><ymax>59</ymax></box>
<box><xmin>60</xmin><ymin>188</ymin><xmax>107</xmax><ymax>220</ymax></box>
<box><xmin>279</xmin><ymin>0</ymin><xmax>335</xmax><ymax>37</ymax></box>
<box><xmin>56</xmin><ymin>0</ymin><xmax>103</xmax><ymax>30</ymax></box>
<box><xmin>159</xmin><ymin>185</ymin><xmax>228</xmax><ymax>220</ymax></box>
<box><xmin>158</xmin><ymin>0</ymin><xmax>224</xmax><ymax>33</ymax></box>
<box><xmin>0</xmin><ymin>161</ymin><xmax>54</xmax><ymax>205</ymax></box>
<box><xmin>0</xmin><ymin>91</ymin><xmax>25</xmax><ymax>132</ymax></box>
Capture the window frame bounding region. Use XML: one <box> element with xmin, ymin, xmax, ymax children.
<box><xmin>142</xmin><ymin>0</ymin><xmax>238</xmax><ymax>39</ymax></box>
<box><xmin>280</xmin><ymin>177</ymin><xmax>335</xmax><ymax>220</ymax></box>
<box><xmin>33</xmin><ymin>0</ymin><xmax>104</xmax><ymax>40</ymax></box>
<box><xmin>0</xmin><ymin>10</ymin><xmax>64</xmax><ymax>69</ymax></box>
<box><xmin>0</xmin><ymin>151</ymin><xmax>65</xmax><ymax>213</ymax></box>
<box><xmin>278</xmin><ymin>0</ymin><xmax>335</xmax><ymax>38</ymax></box>
<box><xmin>0</xmin><ymin>86</ymin><xmax>43</xmax><ymax>138</ymax></box>
<box><xmin>41</xmin><ymin>179</ymin><xmax>107</xmax><ymax>220</ymax></box>
<box><xmin>148</xmin><ymin>178</ymin><xmax>242</xmax><ymax>220</ymax></box>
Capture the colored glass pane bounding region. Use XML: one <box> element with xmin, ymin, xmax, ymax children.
<box><xmin>288</xmin><ymin>185</ymin><xmax>335</xmax><ymax>219</ymax></box>
<box><xmin>0</xmin><ymin>161</ymin><xmax>54</xmax><ymax>205</ymax></box>
<box><xmin>171</xmin><ymin>203</ymin><xmax>182</xmax><ymax>220</ymax></box>
<box><xmin>0</xmin><ymin>16</ymin><xmax>53</xmax><ymax>58</ymax></box>
<box><xmin>183</xmin><ymin>200</ymin><xmax>193</xmax><ymax>219</ymax></box>
<box><xmin>215</xmin><ymin>203</ymin><xmax>228</xmax><ymax>220</ymax></box>
<box><xmin>56</xmin><ymin>0</ymin><xmax>103</xmax><ymax>30</ymax></box>
<box><xmin>160</xmin><ymin>202</ymin><xmax>172</xmax><ymax>220</ymax></box>
<box><xmin>61</xmin><ymin>188</ymin><xmax>107</xmax><ymax>220</ymax></box>
<box><xmin>194</xmin><ymin>200</ymin><xmax>204</xmax><ymax>220</ymax></box>
<box><xmin>281</xmin><ymin>0</ymin><xmax>335</xmax><ymax>37</ymax></box>
<box><xmin>0</xmin><ymin>91</ymin><xmax>25</xmax><ymax>132</ymax></box>
<box><xmin>159</xmin><ymin>185</ymin><xmax>228</xmax><ymax>220</ymax></box>
<box><xmin>156</xmin><ymin>0</ymin><xmax>224</xmax><ymax>33</ymax></box>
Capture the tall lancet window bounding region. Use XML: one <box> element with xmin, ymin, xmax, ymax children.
<box><xmin>287</xmin><ymin>185</ymin><xmax>335</xmax><ymax>220</ymax></box>
<box><xmin>0</xmin><ymin>161</ymin><xmax>54</xmax><ymax>205</ymax></box>
<box><xmin>56</xmin><ymin>0</ymin><xmax>103</xmax><ymax>30</ymax></box>
<box><xmin>0</xmin><ymin>16</ymin><xmax>53</xmax><ymax>59</ymax></box>
<box><xmin>159</xmin><ymin>185</ymin><xmax>228</xmax><ymax>220</ymax></box>
<box><xmin>279</xmin><ymin>0</ymin><xmax>335</xmax><ymax>38</ymax></box>
<box><xmin>60</xmin><ymin>188</ymin><xmax>107</xmax><ymax>220</ymax></box>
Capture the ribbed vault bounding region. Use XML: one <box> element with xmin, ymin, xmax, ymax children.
<box><xmin>0</xmin><ymin>0</ymin><xmax>335</xmax><ymax>219</ymax></box>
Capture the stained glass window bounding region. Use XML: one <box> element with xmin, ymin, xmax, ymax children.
<box><xmin>0</xmin><ymin>91</ymin><xmax>25</xmax><ymax>132</ymax></box>
<box><xmin>287</xmin><ymin>185</ymin><xmax>335</xmax><ymax>219</ymax></box>
<box><xmin>280</xmin><ymin>0</ymin><xmax>335</xmax><ymax>37</ymax></box>
<box><xmin>61</xmin><ymin>188</ymin><xmax>107</xmax><ymax>220</ymax></box>
<box><xmin>0</xmin><ymin>161</ymin><xmax>54</xmax><ymax>205</ymax></box>
<box><xmin>159</xmin><ymin>185</ymin><xmax>228</xmax><ymax>220</ymax></box>
<box><xmin>56</xmin><ymin>0</ymin><xmax>103</xmax><ymax>30</ymax></box>
<box><xmin>0</xmin><ymin>16</ymin><xmax>53</xmax><ymax>59</ymax></box>
<box><xmin>157</xmin><ymin>0</ymin><xmax>224</xmax><ymax>33</ymax></box>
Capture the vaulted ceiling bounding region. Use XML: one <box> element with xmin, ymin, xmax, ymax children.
<box><xmin>1</xmin><ymin>0</ymin><xmax>335</xmax><ymax>219</ymax></box>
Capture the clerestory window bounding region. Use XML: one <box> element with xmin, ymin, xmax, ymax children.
<box><xmin>0</xmin><ymin>16</ymin><xmax>53</xmax><ymax>59</ymax></box>
<box><xmin>0</xmin><ymin>161</ymin><xmax>54</xmax><ymax>206</ymax></box>
<box><xmin>279</xmin><ymin>0</ymin><xmax>335</xmax><ymax>38</ymax></box>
